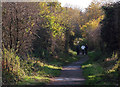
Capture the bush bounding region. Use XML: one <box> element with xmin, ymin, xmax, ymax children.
<box><xmin>2</xmin><ymin>47</ymin><xmax>25</xmax><ymax>84</ymax></box>
<box><xmin>82</xmin><ymin>50</ymin><xmax>119</xmax><ymax>85</ymax></box>
<box><xmin>87</xmin><ymin>50</ymin><xmax>102</xmax><ymax>62</ymax></box>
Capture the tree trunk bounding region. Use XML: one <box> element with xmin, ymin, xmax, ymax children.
<box><xmin>9</xmin><ymin>17</ymin><xmax>12</xmax><ymax>49</ymax></box>
<box><xmin>115</xmin><ymin>7</ymin><xmax>120</xmax><ymax>86</ymax></box>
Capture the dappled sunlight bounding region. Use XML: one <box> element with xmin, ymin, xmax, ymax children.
<box><xmin>34</xmin><ymin>60</ymin><xmax>62</xmax><ymax>70</ymax></box>
<box><xmin>2</xmin><ymin>0</ymin><xmax>119</xmax><ymax>85</ymax></box>
<box><xmin>82</xmin><ymin>64</ymin><xmax>92</xmax><ymax>68</ymax></box>
<box><xmin>51</xmin><ymin>77</ymin><xmax>85</xmax><ymax>82</ymax></box>
<box><xmin>68</xmin><ymin>49</ymin><xmax>77</xmax><ymax>55</ymax></box>
<box><xmin>107</xmin><ymin>61</ymin><xmax>119</xmax><ymax>73</ymax></box>
<box><xmin>88</xmin><ymin>74</ymin><xmax>103</xmax><ymax>78</ymax></box>
<box><xmin>107</xmin><ymin>69</ymin><xmax>116</xmax><ymax>73</ymax></box>
<box><xmin>107</xmin><ymin>52</ymin><xmax>118</xmax><ymax>62</ymax></box>
<box><xmin>44</xmin><ymin>64</ymin><xmax>62</xmax><ymax>69</ymax></box>
<box><xmin>23</xmin><ymin>76</ymin><xmax>49</xmax><ymax>80</ymax></box>
<box><xmin>48</xmin><ymin>56</ymin><xmax>89</xmax><ymax>85</ymax></box>
<box><xmin>18</xmin><ymin>76</ymin><xmax>49</xmax><ymax>85</ymax></box>
<box><xmin>88</xmin><ymin>75</ymin><xmax>96</xmax><ymax>78</ymax></box>
<box><xmin>105</xmin><ymin>57</ymin><xmax>118</xmax><ymax>62</ymax></box>
<box><xmin>62</xmin><ymin>66</ymin><xmax>80</xmax><ymax>70</ymax></box>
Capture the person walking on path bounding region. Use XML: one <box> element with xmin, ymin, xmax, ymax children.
<box><xmin>85</xmin><ymin>44</ymin><xmax>88</xmax><ymax>55</ymax></box>
<box><xmin>81</xmin><ymin>45</ymin><xmax>85</xmax><ymax>55</ymax></box>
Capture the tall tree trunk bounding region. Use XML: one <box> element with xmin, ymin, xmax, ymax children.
<box><xmin>115</xmin><ymin>7</ymin><xmax>120</xmax><ymax>86</ymax></box>
<box><xmin>9</xmin><ymin>15</ymin><xmax>12</xmax><ymax>49</ymax></box>
<box><xmin>15</xmin><ymin>7</ymin><xmax>19</xmax><ymax>51</ymax></box>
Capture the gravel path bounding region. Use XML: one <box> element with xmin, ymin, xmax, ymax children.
<box><xmin>48</xmin><ymin>55</ymin><xmax>89</xmax><ymax>85</ymax></box>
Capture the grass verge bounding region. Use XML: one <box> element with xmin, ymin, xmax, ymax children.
<box><xmin>81</xmin><ymin>51</ymin><xmax>119</xmax><ymax>85</ymax></box>
<box><xmin>3</xmin><ymin>48</ymin><xmax>81</xmax><ymax>85</ymax></box>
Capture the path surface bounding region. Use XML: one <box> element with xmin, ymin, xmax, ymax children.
<box><xmin>48</xmin><ymin>55</ymin><xmax>89</xmax><ymax>85</ymax></box>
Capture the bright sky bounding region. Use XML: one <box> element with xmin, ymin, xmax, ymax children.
<box><xmin>58</xmin><ymin>0</ymin><xmax>93</xmax><ymax>10</ymax></box>
<box><xmin>58</xmin><ymin>0</ymin><xmax>120</xmax><ymax>10</ymax></box>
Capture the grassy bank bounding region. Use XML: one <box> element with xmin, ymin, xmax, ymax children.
<box><xmin>81</xmin><ymin>50</ymin><xmax>119</xmax><ymax>85</ymax></box>
<box><xmin>3</xmin><ymin>48</ymin><xmax>81</xmax><ymax>85</ymax></box>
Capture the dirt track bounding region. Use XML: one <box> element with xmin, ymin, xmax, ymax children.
<box><xmin>48</xmin><ymin>55</ymin><xmax>89</xmax><ymax>85</ymax></box>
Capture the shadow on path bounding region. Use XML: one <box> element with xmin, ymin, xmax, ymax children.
<box><xmin>48</xmin><ymin>55</ymin><xmax>89</xmax><ymax>85</ymax></box>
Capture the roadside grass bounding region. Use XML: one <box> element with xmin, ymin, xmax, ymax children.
<box><xmin>18</xmin><ymin>49</ymin><xmax>81</xmax><ymax>85</ymax></box>
<box><xmin>18</xmin><ymin>76</ymin><xmax>49</xmax><ymax>85</ymax></box>
<box><xmin>81</xmin><ymin>50</ymin><xmax>119</xmax><ymax>85</ymax></box>
<box><xmin>57</xmin><ymin>49</ymin><xmax>80</xmax><ymax>65</ymax></box>
<box><xmin>3</xmin><ymin>48</ymin><xmax>81</xmax><ymax>85</ymax></box>
<box><xmin>82</xmin><ymin>63</ymin><xmax>105</xmax><ymax>85</ymax></box>
<box><xmin>17</xmin><ymin>58</ymin><xmax>62</xmax><ymax>85</ymax></box>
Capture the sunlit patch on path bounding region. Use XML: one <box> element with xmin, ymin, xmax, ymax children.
<box><xmin>62</xmin><ymin>66</ymin><xmax>81</xmax><ymax>70</ymax></box>
<box><xmin>51</xmin><ymin>77</ymin><xmax>85</xmax><ymax>81</ymax></box>
<box><xmin>48</xmin><ymin>55</ymin><xmax>89</xmax><ymax>85</ymax></box>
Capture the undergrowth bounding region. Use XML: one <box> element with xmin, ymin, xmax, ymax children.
<box><xmin>81</xmin><ymin>50</ymin><xmax>119</xmax><ymax>85</ymax></box>
<box><xmin>2</xmin><ymin>48</ymin><xmax>80</xmax><ymax>85</ymax></box>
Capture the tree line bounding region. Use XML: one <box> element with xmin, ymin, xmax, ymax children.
<box><xmin>2</xmin><ymin>1</ymin><xmax>103</xmax><ymax>59</ymax></box>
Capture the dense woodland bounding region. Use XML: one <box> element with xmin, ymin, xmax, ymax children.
<box><xmin>2</xmin><ymin>1</ymin><xmax>120</xmax><ymax>85</ymax></box>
